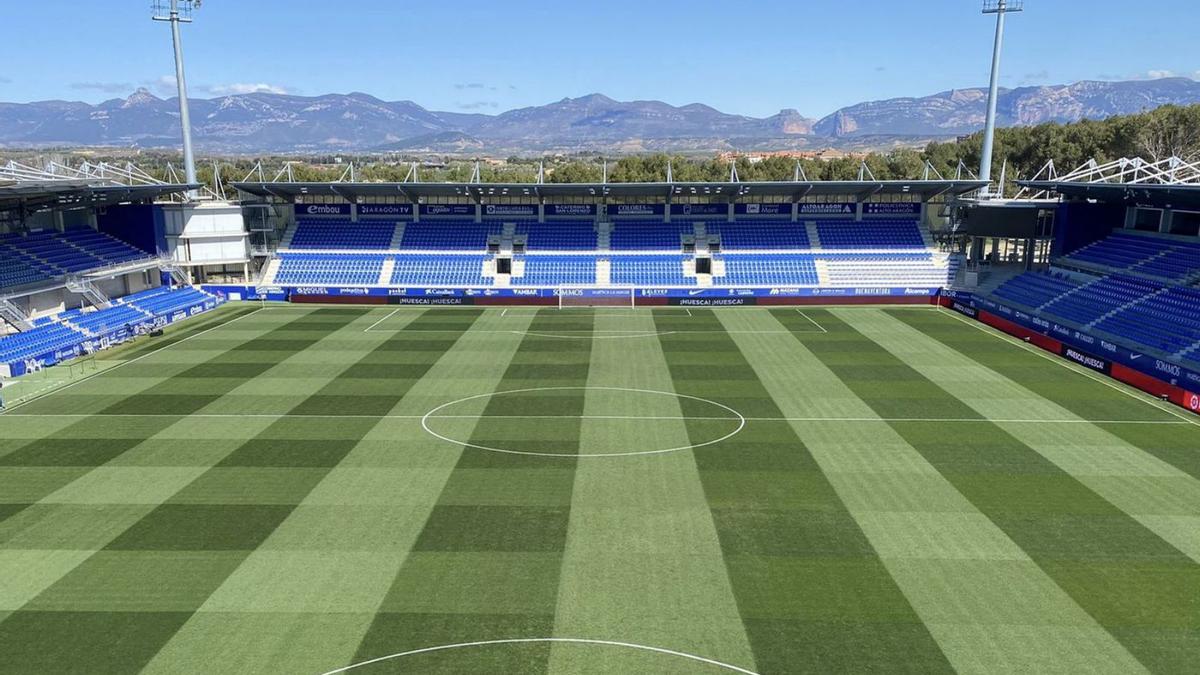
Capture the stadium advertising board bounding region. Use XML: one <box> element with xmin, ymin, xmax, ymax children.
<box><xmin>1061</xmin><ymin>347</ymin><xmax>1112</xmax><ymax>375</ymax></box>
<box><xmin>670</xmin><ymin>203</ymin><xmax>726</xmax><ymax>216</ymax></box>
<box><xmin>798</xmin><ymin>203</ymin><xmax>856</xmax><ymax>215</ymax></box>
<box><xmin>421</xmin><ymin>204</ymin><xmax>475</xmax><ymax>217</ymax></box>
<box><xmin>735</xmin><ymin>203</ymin><xmax>791</xmax><ymax>216</ymax></box>
<box><xmin>606</xmin><ymin>204</ymin><xmax>666</xmax><ymax>216</ymax></box>
<box><xmin>278</xmin><ymin>286</ymin><xmax>939</xmax><ymax>301</ymax></box>
<box><xmin>864</xmin><ymin>202</ymin><xmax>921</xmax><ymax>215</ymax></box>
<box><xmin>294</xmin><ymin>204</ymin><xmax>352</xmax><ymax>217</ymax></box>
<box><xmin>358</xmin><ymin>204</ymin><xmax>413</xmax><ymax>217</ymax></box>
<box><xmin>1185</xmin><ymin>391</ymin><xmax>1200</xmax><ymax>412</ymax></box>
<box><xmin>484</xmin><ymin>204</ymin><xmax>537</xmax><ymax>217</ymax></box>
<box><xmin>946</xmin><ymin>291</ymin><xmax>1200</xmax><ymax>408</ymax></box>
<box><xmin>546</xmin><ymin>204</ymin><xmax>596</xmax><ymax>217</ymax></box>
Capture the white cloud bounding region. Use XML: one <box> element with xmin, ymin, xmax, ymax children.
<box><xmin>1147</xmin><ymin>70</ymin><xmax>1176</xmax><ymax>80</ymax></box>
<box><xmin>206</xmin><ymin>83</ymin><xmax>289</xmax><ymax>96</ymax></box>
<box><xmin>148</xmin><ymin>75</ymin><xmax>179</xmax><ymax>95</ymax></box>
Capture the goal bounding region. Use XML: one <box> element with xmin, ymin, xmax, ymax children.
<box><xmin>557</xmin><ymin>287</ymin><xmax>636</xmax><ymax>309</ymax></box>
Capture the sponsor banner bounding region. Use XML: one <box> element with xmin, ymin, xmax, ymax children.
<box><xmin>957</xmin><ymin>292</ymin><xmax>1200</xmax><ymax>391</ymax></box>
<box><xmin>671</xmin><ymin>203</ymin><xmax>726</xmax><ymax>217</ymax></box>
<box><xmin>295</xmin><ymin>203</ymin><xmax>351</xmax><ymax>217</ymax></box>
<box><xmin>359</xmin><ymin>204</ymin><xmax>413</xmax><ymax>217</ymax></box>
<box><xmin>1184</xmin><ymin>391</ymin><xmax>1200</xmax><ymax>413</ymax></box>
<box><xmin>798</xmin><ymin>202</ymin><xmax>855</xmax><ymax>215</ymax></box>
<box><xmin>1062</xmin><ymin>346</ymin><xmax>1112</xmax><ymax>375</ymax></box>
<box><xmin>735</xmin><ymin>203</ymin><xmax>791</xmax><ymax>216</ymax></box>
<box><xmin>421</xmin><ymin>204</ymin><xmax>475</xmax><ymax>217</ymax></box>
<box><xmin>607</xmin><ymin>204</ymin><xmax>665</xmax><ymax>217</ymax></box>
<box><xmin>556</xmin><ymin>288</ymin><xmax>631</xmax><ymax>298</ymax></box>
<box><xmin>483</xmin><ymin>204</ymin><xmax>537</xmax><ymax>218</ymax></box>
<box><xmin>950</xmin><ymin>301</ymin><xmax>978</xmax><ymax>318</ymax></box>
<box><xmin>546</xmin><ymin>204</ymin><xmax>596</xmax><ymax>217</ymax></box>
<box><xmin>281</xmin><ymin>286</ymin><xmax>939</xmax><ymax>300</ymax></box>
<box><xmin>672</xmin><ymin>297</ymin><xmax>757</xmax><ymax>306</ymax></box>
<box><xmin>863</xmin><ymin>202</ymin><xmax>921</xmax><ymax>215</ymax></box>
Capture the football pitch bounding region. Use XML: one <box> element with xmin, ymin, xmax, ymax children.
<box><xmin>1</xmin><ymin>304</ymin><xmax>1198</xmax><ymax>674</ymax></box>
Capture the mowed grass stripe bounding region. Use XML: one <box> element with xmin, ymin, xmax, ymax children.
<box><xmin>144</xmin><ymin>308</ymin><xmax>527</xmax><ymax>675</ymax></box>
<box><xmin>652</xmin><ymin>309</ymin><xmax>954</xmax><ymax>674</ymax></box>
<box><xmin>0</xmin><ymin>308</ymin><xmax>483</xmax><ymax>675</ymax></box>
<box><xmin>0</xmin><ymin>307</ymin><xmax>335</xmax><ymax>535</ymax></box>
<box><xmin>548</xmin><ymin>310</ymin><xmax>756</xmax><ymax>674</ymax></box>
<box><xmin>895</xmin><ymin>309</ymin><xmax>1200</xmax><ymax>482</ymax></box>
<box><xmin>0</xmin><ymin>307</ymin><xmax>353</xmax><ymax>674</ymax></box>
<box><xmin>740</xmin><ymin>308</ymin><xmax>1145</xmax><ymax>674</ymax></box>
<box><xmin>810</xmin><ymin>309</ymin><xmax>1200</xmax><ymax>673</ymax></box>
<box><xmin>852</xmin><ymin>310</ymin><xmax>1200</xmax><ymax>566</ymax></box>
<box><xmin>352</xmin><ymin>309</ymin><xmax>595</xmax><ymax>675</ymax></box>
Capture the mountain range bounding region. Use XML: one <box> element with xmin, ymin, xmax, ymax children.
<box><xmin>1</xmin><ymin>78</ymin><xmax>1198</xmax><ymax>155</ymax></box>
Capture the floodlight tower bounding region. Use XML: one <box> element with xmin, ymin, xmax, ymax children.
<box><xmin>979</xmin><ymin>0</ymin><xmax>1023</xmax><ymax>198</ymax></box>
<box><xmin>153</xmin><ymin>0</ymin><xmax>201</xmax><ymax>199</ymax></box>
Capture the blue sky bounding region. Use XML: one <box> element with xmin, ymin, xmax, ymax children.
<box><xmin>2</xmin><ymin>0</ymin><xmax>1196</xmax><ymax>118</ymax></box>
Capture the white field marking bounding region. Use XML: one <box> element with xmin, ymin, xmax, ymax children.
<box><xmin>0</xmin><ymin>308</ymin><xmax>267</xmax><ymax>415</ymax></box>
<box><xmin>361</xmin><ymin>328</ymin><xmax>796</xmax><ymax>335</ymax></box>
<box><xmin>795</xmin><ymin>310</ymin><xmax>828</xmax><ymax>333</ymax></box>
<box><xmin>420</xmin><ymin>386</ymin><xmax>747</xmax><ymax>457</ymax></box>
<box><xmin>937</xmin><ymin>306</ymin><xmax>1200</xmax><ymax>429</ymax></box>
<box><xmin>320</xmin><ymin>637</ymin><xmax>760</xmax><ymax>675</ymax></box>
<box><xmin>1</xmin><ymin>413</ymin><xmax>1185</xmax><ymax>425</ymax></box>
<box><xmin>510</xmin><ymin>330</ymin><xmax>678</xmax><ymax>340</ymax></box>
<box><xmin>362</xmin><ymin>307</ymin><xmax>400</xmax><ymax>333</ymax></box>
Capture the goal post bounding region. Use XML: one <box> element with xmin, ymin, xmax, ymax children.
<box><xmin>557</xmin><ymin>287</ymin><xmax>636</xmax><ymax>309</ymax></box>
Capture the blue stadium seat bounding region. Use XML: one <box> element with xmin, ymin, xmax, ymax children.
<box><xmin>289</xmin><ymin>219</ymin><xmax>395</xmax><ymax>250</ymax></box>
<box><xmin>816</xmin><ymin>219</ymin><xmax>926</xmax><ymax>249</ymax></box>
<box><xmin>515</xmin><ymin>255</ymin><xmax>597</xmax><ymax>286</ymax></box>
<box><xmin>399</xmin><ymin>221</ymin><xmax>501</xmax><ymax>250</ymax></box>
<box><xmin>519</xmin><ymin>221</ymin><xmax>597</xmax><ymax>250</ymax></box>
<box><xmin>390</xmin><ymin>255</ymin><xmax>490</xmax><ymax>286</ymax></box>
<box><xmin>609</xmin><ymin>255</ymin><xmax>693</xmax><ymax>286</ymax></box>
<box><xmin>275</xmin><ymin>254</ymin><xmax>387</xmax><ymax>285</ymax></box>
<box><xmin>715</xmin><ymin>219</ymin><xmax>810</xmax><ymax>249</ymax></box>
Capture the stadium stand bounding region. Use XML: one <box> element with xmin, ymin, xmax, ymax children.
<box><xmin>390</xmin><ymin>254</ymin><xmax>490</xmax><ymax>286</ymax></box>
<box><xmin>1095</xmin><ymin>285</ymin><xmax>1200</xmax><ymax>356</ymax></box>
<box><xmin>0</xmin><ymin>229</ymin><xmax>152</xmax><ymax>278</ymax></box>
<box><xmin>519</xmin><ymin>221</ymin><xmax>597</xmax><ymax>250</ymax></box>
<box><xmin>0</xmin><ymin>286</ymin><xmax>221</xmax><ymax>375</ymax></box>
<box><xmin>821</xmin><ymin>253</ymin><xmax>950</xmax><ymax>287</ymax></box>
<box><xmin>609</xmin><ymin>222</ymin><xmax>689</xmax><ymax>250</ymax></box>
<box><xmin>720</xmin><ymin>254</ymin><xmax>819</xmax><ymax>286</ymax></box>
<box><xmin>1039</xmin><ymin>275</ymin><xmax>1161</xmax><ymax>327</ymax></box>
<box><xmin>1062</xmin><ymin>231</ymin><xmax>1200</xmax><ymax>282</ymax></box>
<box><xmin>275</xmin><ymin>254</ymin><xmax>387</xmax><ymax>286</ymax></box>
<box><xmin>289</xmin><ymin>219</ymin><xmax>395</xmax><ymax>250</ymax></box>
<box><xmin>398</xmin><ymin>221</ymin><xmax>501</xmax><ymax>250</ymax></box>
<box><xmin>713</xmin><ymin>219</ymin><xmax>810</xmax><ymax>250</ymax></box>
<box><xmin>609</xmin><ymin>255</ymin><xmax>693</xmax><ymax>286</ymax></box>
<box><xmin>816</xmin><ymin>219</ymin><xmax>926</xmax><ymax>249</ymax></box>
<box><xmin>515</xmin><ymin>255</ymin><xmax>597</xmax><ymax>286</ymax></box>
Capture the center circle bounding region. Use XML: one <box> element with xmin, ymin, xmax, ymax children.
<box><xmin>420</xmin><ymin>386</ymin><xmax>745</xmax><ymax>457</ymax></box>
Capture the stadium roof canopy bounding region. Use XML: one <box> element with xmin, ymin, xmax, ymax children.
<box><xmin>231</xmin><ymin>180</ymin><xmax>987</xmax><ymax>203</ymax></box>
<box><xmin>1016</xmin><ymin>156</ymin><xmax>1200</xmax><ymax>209</ymax></box>
<box><xmin>0</xmin><ymin>161</ymin><xmax>197</xmax><ymax>213</ymax></box>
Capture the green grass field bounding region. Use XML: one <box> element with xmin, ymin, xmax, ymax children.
<box><xmin>1</xmin><ymin>304</ymin><xmax>1198</xmax><ymax>674</ymax></box>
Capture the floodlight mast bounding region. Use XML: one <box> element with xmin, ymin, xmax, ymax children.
<box><xmin>153</xmin><ymin>0</ymin><xmax>200</xmax><ymax>200</ymax></box>
<box><xmin>979</xmin><ymin>0</ymin><xmax>1023</xmax><ymax>199</ymax></box>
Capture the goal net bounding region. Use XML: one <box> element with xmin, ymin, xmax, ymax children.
<box><xmin>557</xmin><ymin>287</ymin><xmax>636</xmax><ymax>309</ymax></box>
